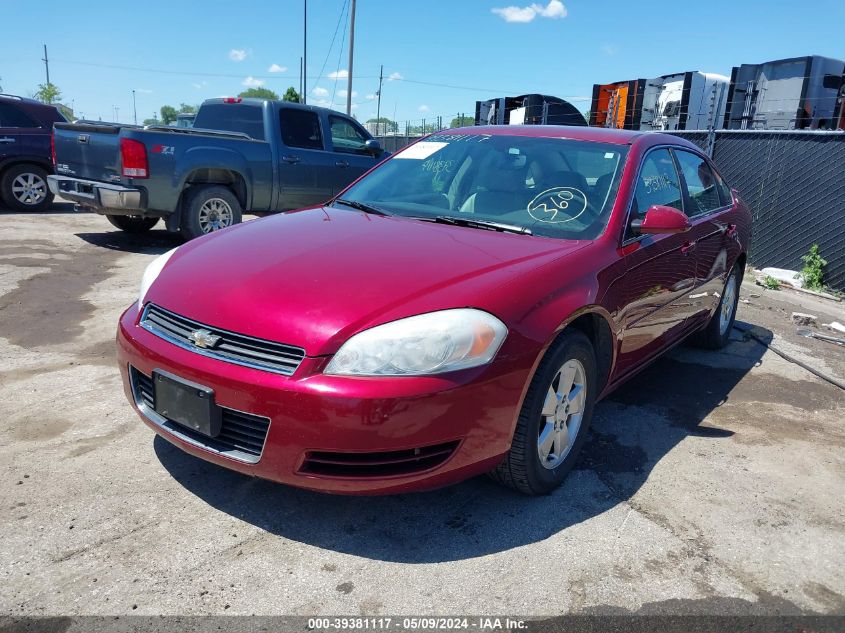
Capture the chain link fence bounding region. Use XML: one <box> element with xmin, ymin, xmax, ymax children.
<box><xmin>672</xmin><ymin>130</ymin><xmax>845</xmax><ymax>290</ymax></box>
<box><xmin>376</xmin><ymin>127</ymin><xmax>845</xmax><ymax>290</ymax></box>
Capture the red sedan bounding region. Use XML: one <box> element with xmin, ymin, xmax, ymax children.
<box><xmin>117</xmin><ymin>126</ymin><xmax>750</xmax><ymax>495</ymax></box>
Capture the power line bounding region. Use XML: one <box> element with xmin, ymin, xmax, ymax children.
<box><xmin>310</xmin><ymin>0</ymin><xmax>349</xmax><ymax>96</ymax></box>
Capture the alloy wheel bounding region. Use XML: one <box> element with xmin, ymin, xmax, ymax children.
<box><xmin>198</xmin><ymin>198</ymin><xmax>234</xmax><ymax>233</ymax></box>
<box><xmin>11</xmin><ymin>172</ymin><xmax>47</xmax><ymax>206</ymax></box>
<box><xmin>719</xmin><ymin>272</ymin><xmax>738</xmax><ymax>336</ymax></box>
<box><xmin>537</xmin><ymin>358</ymin><xmax>587</xmax><ymax>469</ymax></box>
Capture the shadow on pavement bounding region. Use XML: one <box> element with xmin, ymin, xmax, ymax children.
<box><xmin>76</xmin><ymin>229</ymin><xmax>182</xmax><ymax>255</ymax></box>
<box><xmin>0</xmin><ymin>201</ymin><xmax>78</xmax><ymax>214</ymax></box>
<box><xmin>154</xmin><ymin>323</ymin><xmax>771</xmax><ymax>563</ymax></box>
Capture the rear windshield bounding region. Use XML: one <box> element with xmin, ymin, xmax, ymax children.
<box><xmin>193</xmin><ymin>104</ymin><xmax>265</xmax><ymax>140</ymax></box>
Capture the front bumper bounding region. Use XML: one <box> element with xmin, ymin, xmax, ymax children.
<box><xmin>117</xmin><ymin>303</ymin><xmax>531</xmax><ymax>494</ymax></box>
<box><xmin>47</xmin><ymin>175</ymin><xmax>145</xmax><ymax>213</ymax></box>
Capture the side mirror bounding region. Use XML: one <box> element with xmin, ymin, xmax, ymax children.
<box><xmin>364</xmin><ymin>139</ymin><xmax>383</xmax><ymax>156</ymax></box>
<box><xmin>630</xmin><ymin>204</ymin><xmax>691</xmax><ymax>235</ymax></box>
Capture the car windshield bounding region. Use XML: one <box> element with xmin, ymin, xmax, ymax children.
<box><xmin>337</xmin><ymin>133</ymin><xmax>628</xmax><ymax>239</ymax></box>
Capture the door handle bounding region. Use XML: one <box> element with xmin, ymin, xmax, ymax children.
<box><xmin>281</xmin><ymin>155</ymin><xmax>300</xmax><ymax>164</ymax></box>
<box><xmin>0</xmin><ymin>137</ymin><xmax>16</xmax><ymax>144</ymax></box>
<box><xmin>335</xmin><ymin>160</ymin><xmax>349</xmax><ymax>168</ymax></box>
<box><xmin>680</xmin><ymin>241</ymin><xmax>697</xmax><ymax>254</ymax></box>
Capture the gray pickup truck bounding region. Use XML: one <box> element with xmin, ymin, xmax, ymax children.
<box><xmin>48</xmin><ymin>98</ymin><xmax>385</xmax><ymax>239</ymax></box>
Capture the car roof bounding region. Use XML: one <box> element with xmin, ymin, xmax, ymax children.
<box><xmin>202</xmin><ymin>97</ymin><xmax>354</xmax><ymax>117</ymax></box>
<box><xmin>445</xmin><ymin>125</ymin><xmax>698</xmax><ymax>149</ymax></box>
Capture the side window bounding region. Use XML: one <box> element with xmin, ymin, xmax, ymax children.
<box><xmin>714</xmin><ymin>169</ymin><xmax>734</xmax><ymax>207</ymax></box>
<box><xmin>628</xmin><ymin>148</ymin><xmax>683</xmax><ymax>236</ymax></box>
<box><xmin>329</xmin><ymin>116</ymin><xmax>368</xmax><ymax>154</ymax></box>
<box><xmin>0</xmin><ymin>103</ymin><xmax>39</xmax><ymax>128</ymax></box>
<box><xmin>279</xmin><ymin>108</ymin><xmax>323</xmax><ymax>150</ymax></box>
<box><xmin>674</xmin><ymin>150</ymin><xmax>723</xmax><ymax>216</ymax></box>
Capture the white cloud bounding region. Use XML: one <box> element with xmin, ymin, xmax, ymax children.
<box><xmin>135</xmin><ymin>88</ymin><xmax>153</xmax><ymax>94</ymax></box>
<box><xmin>492</xmin><ymin>0</ymin><xmax>567</xmax><ymax>23</ymax></box>
<box><xmin>600</xmin><ymin>44</ymin><xmax>616</xmax><ymax>56</ymax></box>
<box><xmin>365</xmin><ymin>93</ymin><xmax>377</xmax><ymax>100</ymax></box>
<box><xmin>387</xmin><ymin>72</ymin><xmax>403</xmax><ymax>81</ymax></box>
<box><xmin>313</xmin><ymin>98</ymin><xmax>332</xmax><ymax>108</ymax></box>
<box><xmin>418</xmin><ymin>104</ymin><xmax>430</xmax><ymax>112</ymax></box>
<box><xmin>338</xmin><ymin>89</ymin><xmax>358</xmax><ymax>98</ymax></box>
<box><xmin>229</xmin><ymin>48</ymin><xmax>248</xmax><ymax>61</ymax></box>
<box><xmin>268</xmin><ymin>63</ymin><xmax>287</xmax><ymax>73</ymax></box>
<box><xmin>192</xmin><ymin>80</ymin><xmax>209</xmax><ymax>89</ymax></box>
<box><xmin>312</xmin><ymin>86</ymin><xmax>329</xmax><ymax>97</ymax></box>
<box><xmin>328</xmin><ymin>69</ymin><xmax>348</xmax><ymax>79</ymax></box>
<box><xmin>241</xmin><ymin>76</ymin><xmax>265</xmax><ymax>88</ymax></box>
<box><xmin>351</xmin><ymin>104</ymin><xmax>359</xmax><ymax>111</ymax></box>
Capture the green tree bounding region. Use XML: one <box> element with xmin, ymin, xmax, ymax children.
<box><xmin>449</xmin><ymin>115</ymin><xmax>473</xmax><ymax>128</ymax></box>
<box><xmin>142</xmin><ymin>118</ymin><xmax>158</xmax><ymax>126</ymax></box>
<box><xmin>238</xmin><ymin>87</ymin><xmax>280</xmax><ymax>100</ymax></box>
<box><xmin>56</xmin><ymin>104</ymin><xmax>74</xmax><ymax>121</ymax></box>
<box><xmin>35</xmin><ymin>82</ymin><xmax>61</xmax><ymax>104</ymax></box>
<box><xmin>160</xmin><ymin>105</ymin><xmax>178</xmax><ymax>125</ymax></box>
<box><xmin>282</xmin><ymin>86</ymin><xmax>301</xmax><ymax>103</ymax></box>
<box><xmin>179</xmin><ymin>103</ymin><xmax>197</xmax><ymax>114</ymax></box>
<box><xmin>366</xmin><ymin>117</ymin><xmax>398</xmax><ymax>133</ymax></box>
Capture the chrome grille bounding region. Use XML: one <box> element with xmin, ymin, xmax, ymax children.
<box><xmin>130</xmin><ymin>366</ymin><xmax>270</xmax><ymax>462</ymax></box>
<box><xmin>140</xmin><ymin>304</ymin><xmax>305</xmax><ymax>376</ymax></box>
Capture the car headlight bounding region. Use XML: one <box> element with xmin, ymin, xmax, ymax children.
<box><xmin>324</xmin><ymin>309</ymin><xmax>508</xmax><ymax>376</ymax></box>
<box><xmin>138</xmin><ymin>247</ymin><xmax>179</xmax><ymax>308</ymax></box>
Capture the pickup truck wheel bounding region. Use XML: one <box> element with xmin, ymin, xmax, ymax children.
<box><xmin>180</xmin><ymin>185</ymin><xmax>242</xmax><ymax>240</ymax></box>
<box><xmin>489</xmin><ymin>329</ymin><xmax>597</xmax><ymax>495</ymax></box>
<box><xmin>1</xmin><ymin>164</ymin><xmax>54</xmax><ymax>212</ymax></box>
<box><xmin>106</xmin><ymin>215</ymin><xmax>159</xmax><ymax>233</ymax></box>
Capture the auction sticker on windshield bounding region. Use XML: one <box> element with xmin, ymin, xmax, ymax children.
<box><xmin>395</xmin><ymin>141</ymin><xmax>449</xmax><ymax>159</ymax></box>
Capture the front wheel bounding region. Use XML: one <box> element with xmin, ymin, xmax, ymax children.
<box><xmin>106</xmin><ymin>215</ymin><xmax>159</xmax><ymax>233</ymax></box>
<box><xmin>1</xmin><ymin>164</ymin><xmax>54</xmax><ymax>212</ymax></box>
<box><xmin>489</xmin><ymin>329</ymin><xmax>597</xmax><ymax>495</ymax></box>
<box><xmin>180</xmin><ymin>185</ymin><xmax>242</xmax><ymax>241</ymax></box>
<box><xmin>689</xmin><ymin>263</ymin><xmax>741</xmax><ymax>349</ymax></box>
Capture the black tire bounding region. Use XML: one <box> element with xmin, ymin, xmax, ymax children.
<box><xmin>1</xmin><ymin>164</ymin><xmax>54</xmax><ymax>212</ymax></box>
<box><xmin>106</xmin><ymin>215</ymin><xmax>159</xmax><ymax>233</ymax></box>
<box><xmin>689</xmin><ymin>263</ymin><xmax>742</xmax><ymax>350</ymax></box>
<box><xmin>179</xmin><ymin>185</ymin><xmax>242</xmax><ymax>241</ymax></box>
<box><xmin>490</xmin><ymin>329</ymin><xmax>597</xmax><ymax>495</ymax></box>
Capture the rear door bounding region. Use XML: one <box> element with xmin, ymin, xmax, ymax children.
<box><xmin>672</xmin><ymin>149</ymin><xmax>733</xmax><ymax>326</ymax></box>
<box><xmin>276</xmin><ymin>107</ymin><xmax>335</xmax><ymax>210</ymax></box>
<box><xmin>614</xmin><ymin>147</ymin><xmax>699</xmax><ymax>377</ymax></box>
<box><xmin>326</xmin><ymin>114</ymin><xmax>380</xmax><ymax>194</ymax></box>
<box><xmin>0</xmin><ymin>102</ymin><xmax>41</xmax><ymax>164</ymax></box>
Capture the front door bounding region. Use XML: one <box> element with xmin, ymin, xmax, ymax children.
<box><xmin>614</xmin><ymin>147</ymin><xmax>699</xmax><ymax>377</ymax></box>
<box><xmin>326</xmin><ymin>114</ymin><xmax>380</xmax><ymax>195</ymax></box>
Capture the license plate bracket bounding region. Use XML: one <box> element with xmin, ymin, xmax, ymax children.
<box><xmin>153</xmin><ymin>370</ymin><xmax>222</xmax><ymax>437</ymax></box>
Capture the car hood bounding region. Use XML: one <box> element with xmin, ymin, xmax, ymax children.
<box><xmin>146</xmin><ymin>207</ymin><xmax>587</xmax><ymax>356</ymax></box>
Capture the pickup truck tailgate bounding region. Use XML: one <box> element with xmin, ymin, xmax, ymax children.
<box><xmin>53</xmin><ymin>122</ymin><xmax>125</xmax><ymax>182</ymax></box>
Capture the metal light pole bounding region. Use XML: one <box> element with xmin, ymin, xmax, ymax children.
<box><xmin>132</xmin><ymin>90</ymin><xmax>137</xmax><ymax>125</ymax></box>
<box><xmin>42</xmin><ymin>44</ymin><xmax>50</xmax><ymax>85</ymax></box>
<box><xmin>346</xmin><ymin>0</ymin><xmax>356</xmax><ymax>115</ymax></box>
<box><xmin>302</xmin><ymin>0</ymin><xmax>307</xmax><ymax>105</ymax></box>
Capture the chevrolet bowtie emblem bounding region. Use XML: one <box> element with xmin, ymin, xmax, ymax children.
<box><xmin>189</xmin><ymin>328</ymin><xmax>221</xmax><ymax>349</ymax></box>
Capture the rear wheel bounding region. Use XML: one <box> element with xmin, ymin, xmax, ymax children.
<box><xmin>489</xmin><ymin>329</ymin><xmax>597</xmax><ymax>495</ymax></box>
<box><xmin>1</xmin><ymin>164</ymin><xmax>54</xmax><ymax>212</ymax></box>
<box><xmin>180</xmin><ymin>185</ymin><xmax>242</xmax><ymax>241</ymax></box>
<box><xmin>689</xmin><ymin>263</ymin><xmax>741</xmax><ymax>349</ymax></box>
<box><xmin>106</xmin><ymin>215</ymin><xmax>159</xmax><ymax>233</ymax></box>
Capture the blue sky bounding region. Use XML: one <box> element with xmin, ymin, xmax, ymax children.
<box><xmin>1</xmin><ymin>0</ymin><xmax>843</xmax><ymax>124</ymax></box>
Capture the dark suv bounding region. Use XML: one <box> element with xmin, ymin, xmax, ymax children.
<box><xmin>0</xmin><ymin>94</ymin><xmax>67</xmax><ymax>211</ymax></box>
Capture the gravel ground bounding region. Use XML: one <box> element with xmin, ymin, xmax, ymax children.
<box><xmin>1</xmin><ymin>205</ymin><xmax>843</xmax><ymax>617</ymax></box>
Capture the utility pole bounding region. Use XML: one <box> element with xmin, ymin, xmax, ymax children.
<box><xmin>346</xmin><ymin>0</ymin><xmax>356</xmax><ymax>115</ymax></box>
<box><xmin>42</xmin><ymin>45</ymin><xmax>51</xmax><ymax>85</ymax></box>
<box><xmin>376</xmin><ymin>65</ymin><xmax>383</xmax><ymax>135</ymax></box>
<box><xmin>132</xmin><ymin>90</ymin><xmax>137</xmax><ymax>125</ymax></box>
<box><xmin>299</xmin><ymin>56</ymin><xmax>303</xmax><ymax>103</ymax></box>
<box><xmin>302</xmin><ymin>0</ymin><xmax>307</xmax><ymax>105</ymax></box>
